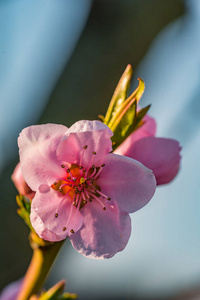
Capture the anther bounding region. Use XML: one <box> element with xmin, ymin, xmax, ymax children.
<box><xmin>89</xmin><ymin>198</ymin><xmax>92</xmax><ymax>202</ymax></box>
<box><xmin>80</xmin><ymin>178</ymin><xmax>85</xmax><ymax>184</ymax></box>
<box><xmin>92</xmin><ymin>165</ymin><xmax>95</xmax><ymax>169</ymax></box>
<box><xmin>83</xmin><ymin>200</ymin><xmax>87</xmax><ymax>204</ymax></box>
<box><xmin>103</xmin><ymin>207</ymin><xmax>106</xmax><ymax>211</ymax></box>
<box><xmin>83</xmin><ymin>145</ymin><xmax>88</xmax><ymax>149</ymax></box>
<box><xmin>63</xmin><ymin>227</ymin><xmax>66</xmax><ymax>231</ymax></box>
<box><xmin>61</xmin><ymin>165</ymin><xmax>65</xmax><ymax>168</ymax></box>
<box><xmin>107</xmin><ymin>197</ymin><xmax>111</xmax><ymax>200</ymax></box>
<box><xmin>70</xmin><ymin>229</ymin><xmax>74</xmax><ymax>233</ymax></box>
<box><xmin>69</xmin><ymin>184</ymin><xmax>72</xmax><ymax>187</ymax></box>
<box><xmin>54</xmin><ymin>182</ymin><xmax>57</xmax><ymax>185</ymax></box>
<box><xmin>73</xmin><ymin>201</ymin><xmax>76</xmax><ymax>205</ymax></box>
<box><xmin>75</xmin><ymin>190</ymin><xmax>81</xmax><ymax>194</ymax></box>
<box><xmin>92</xmin><ymin>151</ymin><xmax>96</xmax><ymax>155</ymax></box>
<box><xmin>59</xmin><ymin>189</ymin><xmax>63</xmax><ymax>192</ymax></box>
<box><xmin>67</xmin><ymin>169</ymin><xmax>70</xmax><ymax>173</ymax></box>
<box><xmin>73</xmin><ymin>178</ymin><xmax>77</xmax><ymax>182</ymax></box>
<box><xmin>79</xmin><ymin>166</ymin><xmax>83</xmax><ymax>169</ymax></box>
<box><xmin>83</xmin><ymin>170</ymin><xmax>86</xmax><ymax>173</ymax></box>
<box><xmin>55</xmin><ymin>213</ymin><xmax>58</xmax><ymax>218</ymax></box>
<box><xmin>93</xmin><ymin>189</ymin><xmax>97</xmax><ymax>192</ymax></box>
<box><xmin>101</xmin><ymin>164</ymin><xmax>105</xmax><ymax>167</ymax></box>
<box><xmin>67</xmin><ymin>176</ymin><xmax>71</xmax><ymax>179</ymax></box>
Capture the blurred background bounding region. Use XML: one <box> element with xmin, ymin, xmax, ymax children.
<box><xmin>1</xmin><ymin>0</ymin><xmax>200</xmax><ymax>299</ymax></box>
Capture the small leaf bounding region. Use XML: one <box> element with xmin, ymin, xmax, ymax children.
<box><xmin>38</xmin><ymin>280</ymin><xmax>78</xmax><ymax>300</ymax></box>
<box><xmin>16</xmin><ymin>195</ymin><xmax>33</xmax><ymax>230</ymax></box>
<box><xmin>110</xmin><ymin>100</ymin><xmax>137</xmax><ymax>150</ymax></box>
<box><xmin>58</xmin><ymin>292</ymin><xmax>78</xmax><ymax>299</ymax></box>
<box><xmin>108</xmin><ymin>96</ymin><xmax>136</xmax><ymax>131</ymax></box>
<box><xmin>109</xmin><ymin>78</ymin><xmax>146</xmax><ymax>150</ymax></box>
<box><xmin>104</xmin><ymin>64</ymin><xmax>133</xmax><ymax>125</ymax></box>
<box><xmin>133</xmin><ymin>104</ymin><xmax>151</xmax><ymax>130</ymax></box>
<box><xmin>132</xmin><ymin>78</ymin><xmax>145</xmax><ymax>103</ymax></box>
<box><xmin>39</xmin><ymin>280</ymin><xmax>65</xmax><ymax>300</ymax></box>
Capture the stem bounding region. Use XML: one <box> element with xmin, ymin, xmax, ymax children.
<box><xmin>17</xmin><ymin>234</ymin><xmax>65</xmax><ymax>300</ymax></box>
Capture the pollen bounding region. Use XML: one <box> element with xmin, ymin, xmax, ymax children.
<box><xmin>80</xmin><ymin>177</ymin><xmax>85</xmax><ymax>184</ymax></box>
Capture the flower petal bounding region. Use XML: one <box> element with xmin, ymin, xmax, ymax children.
<box><xmin>70</xmin><ymin>199</ymin><xmax>131</xmax><ymax>259</ymax></box>
<box><xmin>30</xmin><ymin>185</ymin><xmax>83</xmax><ymax>241</ymax></box>
<box><xmin>0</xmin><ymin>278</ymin><xmax>23</xmax><ymax>300</ymax></box>
<box><xmin>98</xmin><ymin>153</ymin><xmax>156</xmax><ymax>213</ymax></box>
<box><xmin>115</xmin><ymin>114</ymin><xmax>156</xmax><ymax>155</ymax></box>
<box><xmin>11</xmin><ymin>162</ymin><xmax>35</xmax><ymax>199</ymax></box>
<box><xmin>18</xmin><ymin>124</ymin><xmax>68</xmax><ymax>191</ymax></box>
<box><xmin>122</xmin><ymin>137</ymin><xmax>181</xmax><ymax>185</ymax></box>
<box><xmin>57</xmin><ymin>120</ymin><xmax>113</xmax><ymax>169</ymax></box>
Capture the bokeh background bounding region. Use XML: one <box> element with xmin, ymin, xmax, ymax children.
<box><xmin>1</xmin><ymin>0</ymin><xmax>200</xmax><ymax>299</ymax></box>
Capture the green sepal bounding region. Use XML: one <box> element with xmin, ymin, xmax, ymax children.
<box><xmin>104</xmin><ymin>64</ymin><xmax>133</xmax><ymax>125</ymax></box>
<box><xmin>38</xmin><ymin>280</ymin><xmax>78</xmax><ymax>300</ymax></box>
<box><xmin>16</xmin><ymin>194</ymin><xmax>33</xmax><ymax>230</ymax></box>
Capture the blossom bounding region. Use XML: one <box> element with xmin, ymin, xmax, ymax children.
<box><xmin>18</xmin><ymin>120</ymin><xmax>156</xmax><ymax>258</ymax></box>
<box><xmin>0</xmin><ymin>278</ymin><xmax>22</xmax><ymax>300</ymax></box>
<box><xmin>115</xmin><ymin>115</ymin><xmax>181</xmax><ymax>185</ymax></box>
<box><xmin>11</xmin><ymin>163</ymin><xmax>35</xmax><ymax>199</ymax></box>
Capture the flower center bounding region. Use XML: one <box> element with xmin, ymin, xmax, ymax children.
<box><xmin>51</xmin><ymin>145</ymin><xmax>111</xmax><ymax>233</ymax></box>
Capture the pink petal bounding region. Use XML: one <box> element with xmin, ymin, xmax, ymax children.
<box><xmin>98</xmin><ymin>153</ymin><xmax>156</xmax><ymax>213</ymax></box>
<box><xmin>30</xmin><ymin>185</ymin><xmax>83</xmax><ymax>241</ymax></box>
<box><xmin>57</xmin><ymin>120</ymin><xmax>113</xmax><ymax>169</ymax></box>
<box><xmin>122</xmin><ymin>137</ymin><xmax>181</xmax><ymax>185</ymax></box>
<box><xmin>0</xmin><ymin>278</ymin><xmax>23</xmax><ymax>300</ymax></box>
<box><xmin>11</xmin><ymin>163</ymin><xmax>35</xmax><ymax>199</ymax></box>
<box><xmin>115</xmin><ymin>114</ymin><xmax>156</xmax><ymax>156</ymax></box>
<box><xmin>18</xmin><ymin>124</ymin><xmax>68</xmax><ymax>191</ymax></box>
<box><xmin>70</xmin><ymin>199</ymin><xmax>131</xmax><ymax>259</ymax></box>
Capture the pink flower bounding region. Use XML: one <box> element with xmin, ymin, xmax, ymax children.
<box><xmin>0</xmin><ymin>278</ymin><xmax>22</xmax><ymax>300</ymax></box>
<box><xmin>115</xmin><ymin>115</ymin><xmax>181</xmax><ymax>185</ymax></box>
<box><xmin>11</xmin><ymin>163</ymin><xmax>35</xmax><ymax>199</ymax></box>
<box><xmin>18</xmin><ymin>120</ymin><xmax>156</xmax><ymax>258</ymax></box>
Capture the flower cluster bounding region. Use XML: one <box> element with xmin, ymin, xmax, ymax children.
<box><xmin>17</xmin><ymin>120</ymin><xmax>157</xmax><ymax>258</ymax></box>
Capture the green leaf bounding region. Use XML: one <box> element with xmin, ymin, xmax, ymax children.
<box><xmin>104</xmin><ymin>64</ymin><xmax>133</xmax><ymax>125</ymax></box>
<box><xmin>16</xmin><ymin>195</ymin><xmax>33</xmax><ymax>230</ymax></box>
<box><xmin>38</xmin><ymin>280</ymin><xmax>78</xmax><ymax>300</ymax></box>
<box><xmin>57</xmin><ymin>293</ymin><xmax>78</xmax><ymax>299</ymax></box>
<box><xmin>133</xmin><ymin>104</ymin><xmax>151</xmax><ymax>130</ymax></box>
<box><xmin>131</xmin><ymin>77</ymin><xmax>145</xmax><ymax>104</ymax></box>
<box><xmin>109</xmin><ymin>78</ymin><xmax>145</xmax><ymax>150</ymax></box>
<box><xmin>110</xmin><ymin>99</ymin><xmax>137</xmax><ymax>150</ymax></box>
